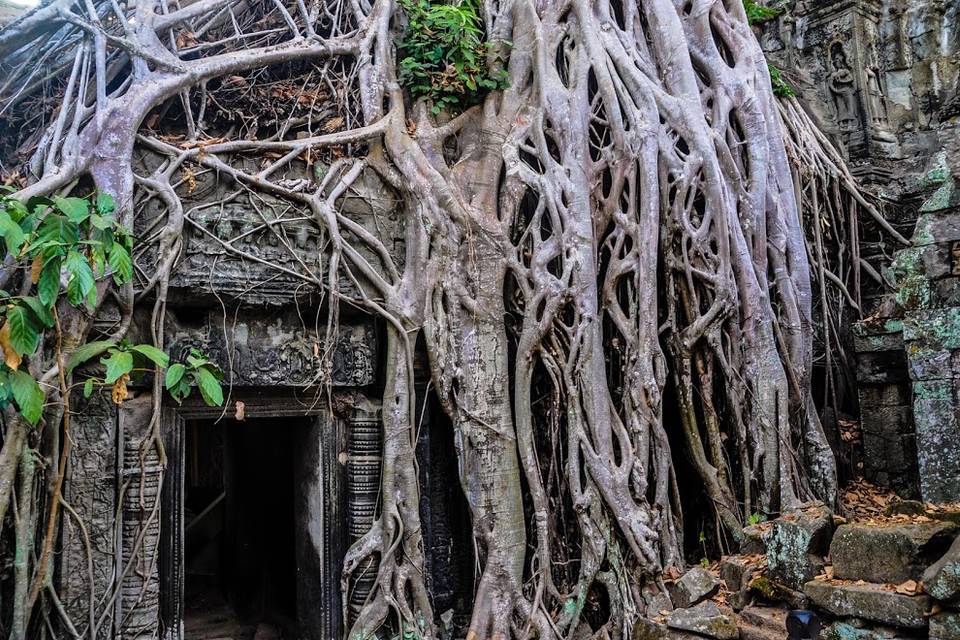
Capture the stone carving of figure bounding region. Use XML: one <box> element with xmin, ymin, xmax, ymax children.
<box><xmin>864</xmin><ymin>65</ymin><xmax>890</xmax><ymax>130</ymax></box>
<box><xmin>828</xmin><ymin>42</ymin><xmax>858</xmax><ymax>131</ymax></box>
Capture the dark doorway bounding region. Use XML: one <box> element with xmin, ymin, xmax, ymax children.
<box><xmin>183</xmin><ymin>418</ymin><xmax>306</xmax><ymax>639</ymax></box>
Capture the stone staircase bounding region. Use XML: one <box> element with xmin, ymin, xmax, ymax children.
<box><xmin>736</xmin><ymin>607</ymin><xmax>785</xmax><ymax>640</ymax></box>
<box><xmin>804</xmin><ymin>518</ymin><xmax>959</xmax><ymax>639</ymax></box>
<box><xmin>635</xmin><ymin>500</ymin><xmax>960</xmax><ymax>640</ymax></box>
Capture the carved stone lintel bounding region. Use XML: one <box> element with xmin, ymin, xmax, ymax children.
<box><xmin>163</xmin><ymin>309</ymin><xmax>377</xmax><ymax>388</ymax></box>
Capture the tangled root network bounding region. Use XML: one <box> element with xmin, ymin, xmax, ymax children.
<box><xmin>0</xmin><ymin>0</ymin><xmax>889</xmax><ymax>638</ymax></box>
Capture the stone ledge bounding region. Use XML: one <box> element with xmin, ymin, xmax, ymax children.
<box><xmin>803</xmin><ymin>580</ymin><xmax>931</xmax><ymax>629</ymax></box>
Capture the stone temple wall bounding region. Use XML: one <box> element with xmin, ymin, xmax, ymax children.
<box><xmin>758</xmin><ymin>0</ymin><xmax>960</xmax><ymax>503</ymax></box>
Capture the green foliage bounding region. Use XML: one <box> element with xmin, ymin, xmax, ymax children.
<box><xmin>743</xmin><ymin>0</ymin><xmax>783</xmax><ymax>25</ymax></box>
<box><xmin>0</xmin><ymin>191</ymin><xmax>130</xmax><ymax>422</ymax></box>
<box><xmin>747</xmin><ymin>512</ymin><xmax>767</xmax><ymax>525</ymax></box>
<box><xmin>767</xmin><ymin>63</ymin><xmax>795</xmax><ymax>97</ymax></box>
<box><xmin>0</xmin><ymin>190</ymin><xmax>223</xmax><ymax>424</ymax></box>
<box><xmin>8</xmin><ymin>369</ymin><xmax>43</xmax><ymax>424</ymax></box>
<box><xmin>397</xmin><ymin>0</ymin><xmax>509</xmax><ymax>114</ymax></box>
<box><xmin>72</xmin><ymin>340</ymin><xmax>224</xmax><ymax>408</ymax></box>
<box><xmin>700</xmin><ymin>557</ymin><xmax>710</xmax><ymax>569</ymax></box>
<box><xmin>165</xmin><ymin>348</ymin><xmax>225</xmax><ymax>406</ymax></box>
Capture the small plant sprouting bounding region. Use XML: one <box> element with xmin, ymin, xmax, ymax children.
<box><xmin>397</xmin><ymin>0</ymin><xmax>509</xmax><ymax>114</ymax></box>
<box><xmin>743</xmin><ymin>0</ymin><xmax>783</xmax><ymax>26</ymax></box>
<box><xmin>768</xmin><ymin>63</ymin><xmax>796</xmax><ymax>97</ymax></box>
<box><xmin>747</xmin><ymin>512</ymin><xmax>767</xmax><ymax>526</ymax></box>
<box><xmin>697</xmin><ymin>529</ymin><xmax>710</xmax><ymax>569</ymax></box>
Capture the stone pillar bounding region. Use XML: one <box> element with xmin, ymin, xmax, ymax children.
<box><xmin>345</xmin><ymin>399</ymin><xmax>382</xmax><ymax>626</ymax></box>
<box><xmin>59</xmin><ymin>391</ymin><xmax>118</xmax><ymax>635</ymax></box>
<box><xmin>117</xmin><ymin>395</ymin><xmax>163</xmax><ymax>639</ymax></box>
<box><xmin>892</xmin><ymin>177</ymin><xmax>960</xmax><ymax>503</ymax></box>
<box><xmin>853</xmin><ymin>321</ymin><xmax>918</xmax><ymax>497</ymax></box>
<box><xmin>295</xmin><ymin>411</ymin><xmax>346</xmax><ymax>640</ymax></box>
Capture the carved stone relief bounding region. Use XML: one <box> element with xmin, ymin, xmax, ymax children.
<box><xmin>60</xmin><ymin>392</ymin><xmax>119</xmax><ymax>633</ymax></box>
<box><xmin>828</xmin><ymin>41</ymin><xmax>860</xmax><ymax>132</ymax></box>
<box><xmin>163</xmin><ymin>307</ymin><xmax>377</xmax><ymax>388</ymax></box>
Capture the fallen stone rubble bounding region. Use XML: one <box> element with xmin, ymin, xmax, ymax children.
<box><xmin>634</xmin><ymin>499</ymin><xmax>960</xmax><ymax>640</ymax></box>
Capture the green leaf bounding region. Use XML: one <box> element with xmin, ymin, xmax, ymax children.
<box><xmin>65</xmin><ymin>251</ymin><xmax>95</xmax><ymax>307</ymax></box>
<box><xmin>38</xmin><ymin>257</ymin><xmax>61</xmax><ymax>307</ymax></box>
<box><xmin>0</xmin><ymin>211</ymin><xmax>25</xmax><ymax>256</ymax></box>
<box><xmin>67</xmin><ymin>340</ymin><xmax>115</xmax><ymax>372</ymax></box>
<box><xmin>90</xmin><ymin>214</ymin><xmax>115</xmax><ymax>231</ymax></box>
<box><xmin>4</xmin><ymin>199</ymin><xmax>28</xmax><ymax>223</ymax></box>
<box><xmin>6</xmin><ymin>305</ymin><xmax>39</xmax><ymax>355</ymax></box>
<box><xmin>108</xmin><ymin>244</ymin><xmax>132</xmax><ymax>285</ymax></box>
<box><xmin>165</xmin><ymin>363</ymin><xmax>186</xmax><ymax>389</ymax></box>
<box><xmin>10</xmin><ymin>369</ymin><xmax>43</xmax><ymax>424</ymax></box>
<box><xmin>95</xmin><ymin>192</ymin><xmax>115</xmax><ymax>216</ymax></box>
<box><xmin>91</xmin><ymin>246</ymin><xmax>106</xmax><ymax>278</ymax></box>
<box><xmin>83</xmin><ymin>378</ymin><xmax>95</xmax><ymax>398</ymax></box>
<box><xmin>131</xmin><ymin>344</ymin><xmax>169</xmax><ymax>369</ymax></box>
<box><xmin>101</xmin><ymin>349</ymin><xmax>133</xmax><ymax>384</ymax></box>
<box><xmin>19</xmin><ymin>297</ymin><xmax>54</xmax><ymax>328</ymax></box>
<box><xmin>54</xmin><ymin>196</ymin><xmax>90</xmax><ymax>224</ymax></box>
<box><xmin>36</xmin><ymin>215</ymin><xmax>80</xmax><ymax>247</ymax></box>
<box><xmin>196</xmin><ymin>366</ymin><xmax>224</xmax><ymax>406</ymax></box>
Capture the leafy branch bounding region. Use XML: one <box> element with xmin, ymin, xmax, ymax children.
<box><xmin>0</xmin><ymin>191</ymin><xmax>224</xmax><ymax>424</ymax></box>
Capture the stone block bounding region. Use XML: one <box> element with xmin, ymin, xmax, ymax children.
<box><xmin>859</xmin><ymin>383</ymin><xmax>911</xmax><ymax>408</ymax></box>
<box><xmin>803</xmin><ymin>580</ymin><xmax>931</xmax><ymax>629</ymax></box>
<box><xmin>740</xmin><ymin>525</ymin><xmax>767</xmax><ymax>555</ymax></box>
<box><xmin>719</xmin><ymin>555</ymin><xmax>757</xmax><ymax>593</ymax></box>
<box><xmin>746</xmin><ymin>574</ymin><xmax>809</xmax><ymax>608</ymax></box>
<box><xmin>930</xmin><ymin>610</ymin><xmax>960</xmax><ymax>640</ymax></box>
<box><xmin>853</xmin><ymin>323</ymin><xmax>906</xmax><ymax>354</ymax></box>
<box><xmin>911</xmin><ymin>379</ymin><xmax>960</xmax><ymax>503</ymax></box>
<box><xmin>860</xmin><ymin>403</ymin><xmax>918</xmax><ymax>496</ymax></box>
<box><xmin>633</xmin><ymin>617</ymin><xmax>667</xmax><ymax>640</ymax></box>
<box><xmin>665</xmin><ymin>602</ymin><xmax>738</xmax><ymax>640</ymax></box>
<box><xmin>903</xmin><ymin>307</ymin><xmax>960</xmax><ymax>353</ymax></box>
<box><xmin>669</xmin><ymin>566</ymin><xmax>719</xmax><ymax>608</ymax></box>
<box><xmin>736</xmin><ymin>606</ymin><xmax>786</xmax><ymax>640</ymax></box>
<box><xmin>831</xmin><ymin>522</ymin><xmax>957</xmax><ymax>583</ymax></box>
<box><xmin>766</xmin><ymin>505</ymin><xmax>833</xmax><ymax>590</ymax></box>
<box><xmin>855</xmin><ymin>350</ymin><xmax>910</xmax><ymax>385</ymax></box>
<box><xmin>924</xmin><ymin>535</ymin><xmax>960</xmax><ymax>603</ymax></box>
<box><xmin>632</xmin><ymin>618</ymin><xmax>703</xmax><ymax>640</ymax></box>
<box><xmin>913</xmin><ymin>209</ymin><xmax>960</xmax><ymax>247</ymax></box>
<box><xmin>163</xmin><ymin>309</ymin><xmax>378</xmax><ymax>387</ymax></box>
<box><xmin>822</xmin><ymin>621</ymin><xmax>917</xmax><ymax>640</ymax></box>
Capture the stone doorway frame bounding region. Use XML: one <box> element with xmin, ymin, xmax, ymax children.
<box><xmin>158</xmin><ymin>390</ymin><xmax>346</xmax><ymax>640</ymax></box>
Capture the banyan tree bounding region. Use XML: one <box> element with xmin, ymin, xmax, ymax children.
<box><xmin>0</xmin><ymin>0</ymin><xmax>895</xmax><ymax>638</ymax></box>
